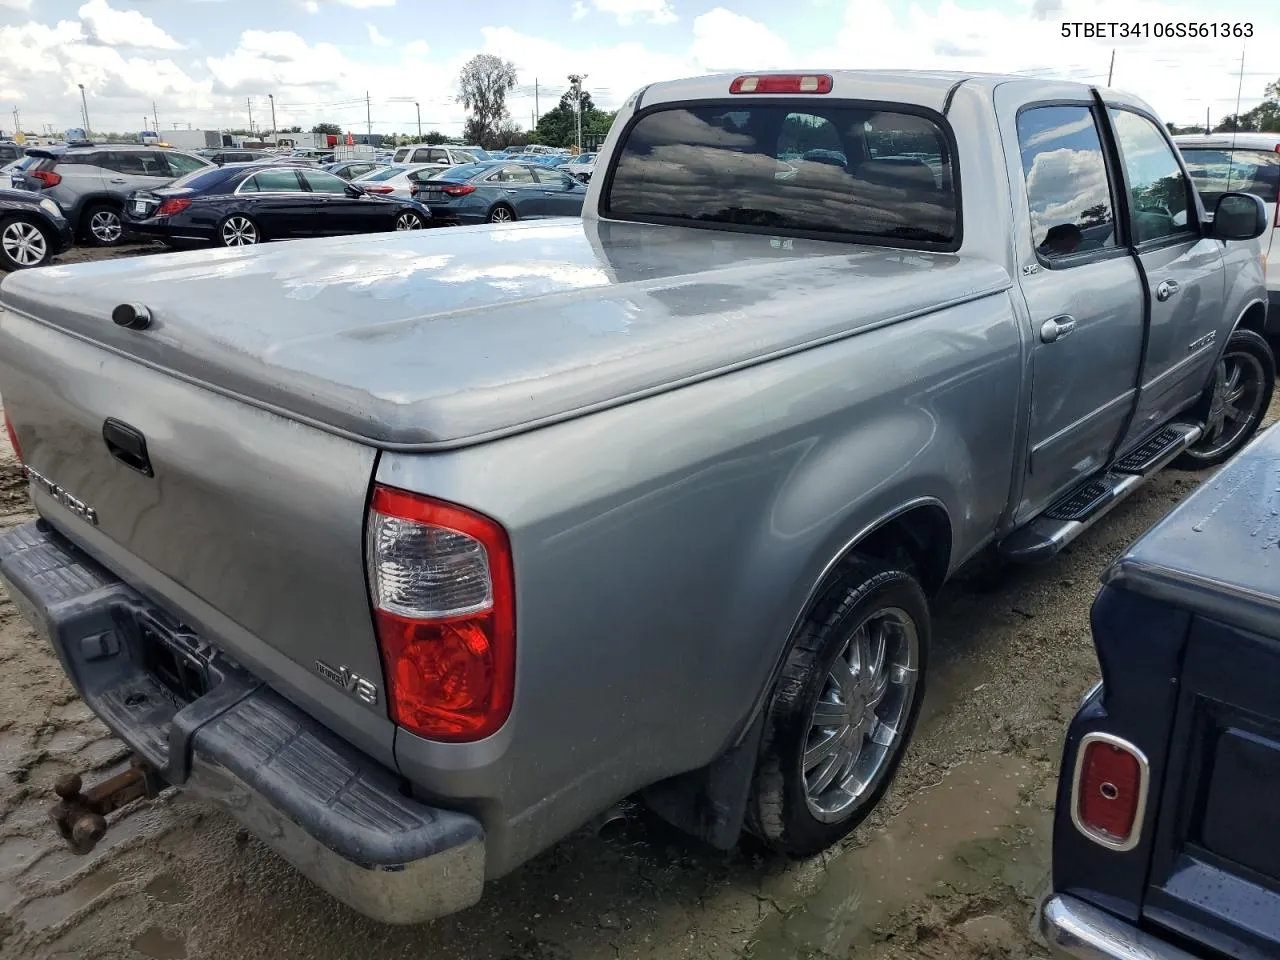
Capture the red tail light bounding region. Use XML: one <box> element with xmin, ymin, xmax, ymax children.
<box><xmin>364</xmin><ymin>184</ymin><xmax>395</xmax><ymax>194</ymax></box>
<box><xmin>3</xmin><ymin>410</ymin><xmax>22</xmax><ymax>463</ymax></box>
<box><xmin>442</xmin><ymin>184</ymin><xmax>476</xmax><ymax>197</ymax></box>
<box><xmin>156</xmin><ymin>197</ymin><xmax>192</xmax><ymax>217</ymax></box>
<box><xmin>366</xmin><ymin>485</ymin><xmax>515</xmax><ymax>742</ymax></box>
<box><xmin>730</xmin><ymin>74</ymin><xmax>833</xmax><ymax>95</ymax></box>
<box><xmin>31</xmin><ymin>170</ymin><xmax>62</xmax><ymax>188</ymax></box>
<box><xmin>1071</xmin><ymin>733</ymin><xmax>1149</xmax><ymax>851</ymax></box>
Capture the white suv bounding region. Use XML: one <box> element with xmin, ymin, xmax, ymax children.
<box><xmin>1176</xmin><ymin>134</ymin><xmax>1280</xmax><ymax>329</ymax></box>
<box><xmin>391</xmin><ymin>144</ymin><xmax>480</xmax><ymax>167</ymax></box>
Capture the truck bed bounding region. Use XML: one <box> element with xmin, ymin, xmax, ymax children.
<box><xmin>0</xmin><ymin>220</ymin><xmax>1011</xmax><ymax>448</ymax></box>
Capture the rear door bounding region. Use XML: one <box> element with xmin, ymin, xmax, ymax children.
<box><xmin>299</xmin><ymin>168</ymin><xmax>387</xmax><ymax>234</ymax></box>
<box><xmin>1105</xmin><ymin>107</ymin><xmax>1226</xmax><ymax>447</ymax></box>
<box><xmin>994</xmin><ymin>94</ymin><xmax>1146</xmax><ymax>520</ymax></box>
<box><xmin>1145</xmin><ymin>614</ymin><xmax>1280</xmax><ymax>958</ymax></box>
<box><xmin>486</xmin><ymin>163</ymin><xmax>542</xmax><ymax>216</ymax></box>
<box><xmin>236</xmin><ymin>168</ymin><xmax>315</xmax><ymax>237</ymax></box>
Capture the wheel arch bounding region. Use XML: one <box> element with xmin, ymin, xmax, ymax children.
<box><xmin>75</xmin><ymin>193</ymin><xmax>123</xmax><ymax>230</ymax></box>
<box><xmin>1233</xmin><ymin>298</ymin><xmax>1269</xmax><ymax>339</ymax></box>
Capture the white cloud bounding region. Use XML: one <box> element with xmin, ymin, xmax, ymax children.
<box><xmin>404</xmin><ymin>39</ymin><xmax>429</xmax><ymax>57</ymax></box>
<box><xmin>0</xmin><ymin>0</ymin><xmax>33</xmax><ymax>11</ymax></box>
<box><xmin>304</xmin><ymin>0</ymin><xmax>394</xmax><ymax>8</ymax></box>
<box><xmin>78</xmin><ymin>0</ymin><xmax>184</xmax><ymax>50</ymax></box>
<box><xmin>689</xmin><ymin>9</ymin><xmax>790</xmax><ymax>72</ymax></box>
<box><xmin>571</xmin><ymin>0</ymin><xmax>589</xmax><ymax>20</ymax></box>
<box><xmin>589</xmin><ymin>0</ymin><xmax>676</xmax><ymax>26</ymax></box>
<box><xmin>366</xmin><ymin>23</ymin><xmax>391</xmax><ymax>46</ymax></box>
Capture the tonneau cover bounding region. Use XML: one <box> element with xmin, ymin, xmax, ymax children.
<box><xmin>1103</xmin><ymin>422</ymin><xmax>1280</xmax><ymax>637</ymax></box>
<box><xmin>0</xmin><ymin>219</ymin><xmax>1010</xmax><ymax>449</ymax></box>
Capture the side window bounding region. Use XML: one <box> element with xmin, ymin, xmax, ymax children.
<box><xmin>489</xmin><ymin>165</ymin><xmax>536</xmax><ymax>184</ymax></box>
<box><xmin>246</xmin><ymin>169</ymin><xmax>302</xmax><ymax>192</ymax></box>
<box><xmin>1108</xmin><ymin>109</ymin><xmax>1195</xmax><ymax>244</ymax></box>
<box><xmin>427</xmin><ymin>148</ymin><xmax>449</xmax><ymax>163</ymax></box>
<box><xmin>535</xmin><ymin>170</ymin><xmax>575</xmax><ymax>188</ymax></box>
<box><xmin>410</xmin><ymin>148</ymin><xmax>432</xmax><ymax>163</ymax></box>
<box><xmin>299</xmin><ymin>170</ymin><xmax>347</xmax><ymax>194</ymax></box>
<box><xmin>393</xmin><ymin>148</ymin><xmax>409</xmax><ymax>163</ymax></box>
<box><xmin>1016</xmin><ymin>105</ymin><xmax>1118</xmax><ymax>261</ymax></box>
<box><xmin>165</xmin><ymin>153</ymin><xmax>207</xmax><ymax>176</ymax></box>
<box><xmin>137</xmin><ymin>152</ymin><xmax>170</xmax><ymax>176</ymax></box>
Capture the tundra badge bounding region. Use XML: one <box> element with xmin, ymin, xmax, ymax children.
<box><xmin>23</xmin><ymin>465</ymin><xmax>99</xmax><ymax>526</ymax></box>
<box><xmin>315</xmin><ymin>659</ymin><xmax>379</xmax><ymax>706</ymax></box>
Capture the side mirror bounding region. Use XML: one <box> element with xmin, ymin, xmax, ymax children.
<box><xmin>345</xmin><ymin>182</ymin><xmax>365</xmax><ymax>198</ymax></box>
<box><xmin>1210</xmin><ymin>192</ymin><xmax>1268</xmax><ymax>241</ymax></box>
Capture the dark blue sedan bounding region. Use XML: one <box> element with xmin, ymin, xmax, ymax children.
<box><xmin>409</xmin><ymin>161</ymin><xmax>586</xmax><ymax>225</ymax></box>
<box><xmin>0</xmin><ymin>186</ymin><xmax>74</xmax><ymax>270</ymax></box>
<box><xmin>125</xmin><ymin>162</ymin><xmax>430</xmax><ymax>248</ymax></box>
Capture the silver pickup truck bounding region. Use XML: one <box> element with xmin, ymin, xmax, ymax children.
<box><xmin>0</xmin><ymin>71</ymin><xmax>1272</xmax><ymax>925</ymax></box>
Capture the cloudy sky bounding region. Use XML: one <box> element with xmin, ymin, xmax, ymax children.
<box><xmin>0</xmin><ymin>0</ymin><xmax>1275</xmax><ymax>139</ymax></box>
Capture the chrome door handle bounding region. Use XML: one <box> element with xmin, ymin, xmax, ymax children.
<box><xmin>109</xmin><ymin>178</ymin><xmax>127</xmax><ymax>184</ymax></box>
<box><xmin>1156</xmin><ymin>279</ymin><xmax>1180</xmax><ymax>301</ymax></box>
<box><xmin>1040</xmin><ymin>316</ymin><xmax>1077</xmax><ymax>343</ymax></box>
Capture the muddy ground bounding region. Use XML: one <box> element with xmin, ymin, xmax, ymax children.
<box><xmin>0</xmin><ymin>250</ymin><xmax>1274</xmax><ymax>959</ymax></box>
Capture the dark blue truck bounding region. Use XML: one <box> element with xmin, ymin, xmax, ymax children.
<box><xmin>1042</xmin><ymin>421</ymin><xmax>1280</xmax><ymax>959</ymax></box>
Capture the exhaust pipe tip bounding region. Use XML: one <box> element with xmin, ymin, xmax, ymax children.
<box><xmin>593</xmin><ymin>803</ymin><xmax>631</xmax><ymax>842</ymax></box>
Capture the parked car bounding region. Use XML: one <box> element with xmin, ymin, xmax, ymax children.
<box><xmin>411</xmin><ymin>160</ymin><xmax>587</xmax><ymax>223</ymax></box>
<box><xmin>351</xmin><ymin>163</ymin><xmax>436</xmax><ymax>199</ymax></box>
<box><xmin>2</xmin><ymin>154</ymin><xmax>39</xmax><ymax>189</ymax></box>
<box><xmin>0</xmin><ymin>186</ymin><xmax>74</xmax><ymax>270</ymax></box>
<box><xmin>1040</xmin><ymin>420</ymin><xmax>1280</xmax><ymax>960</ymax></box>
<box><xmin>197</xmin><ymin>148</ymin><xmax>274</xmax><ymax>166</ymax></box>
<box><xmin>324</xmin><ymin>160</ymin><xmax>386</xmax><ymax>181</ymax></box>
<box><xmin>1175</xmin><ymin>133</ymin><xmax>1280</xmax><ymax>337</ymax></box>
<box><xmin>455</xmin><ymin>144</ymin><xmax>493</xmax><ymax>161</ymax></box>
<box><xmin>124</xmin><ymin>163</ymin><xmax>430</xmax><ymax>247</ymax></box>
<box><xmin>556</xmin><ymin>152</ymin><xmax>596</xmax><ymax>181</ymax></box>
<box><xmin>15</xmin><ymin>143</ymin><xmax>212</xmax><ymax>246</ymax></box>
<box><xmin>0</xmin><ymin>70</ymin><xmax>1271</xmax><ymax>925</ymax></box>
<box><xmin>0</xmin><ymin>141</ymin><xmax>23</xmax><ymax>164</ymax></box>
<box><xmin>391</xmin><ymin>144</ymin><xmax>481</xmax><ymax>167</ymax></box>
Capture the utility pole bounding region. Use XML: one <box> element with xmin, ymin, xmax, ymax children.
<box><xmin>247</xmin><ymin>97</ymin><xmax>253</xmax><ymax>136</ymax></box>
<box><xmin>268</xmin><ymin>93</ymin><xmax>277</xmax><ymax>146</ymax></box>
<box><xmin>414</xmin><ymin>101</ymin><xmax>421</xmax><ymax>139</ymax></box>
<box><xmin>366</xmin><ymin>91</ymin><xmax>372</xmax><ymax>136</ymax></box>
<box><xmin>152</xmin><ymin>100</ymin><xmax>159</xmax><ymax>132</ymax></box>
<box><xmin>11</xmin><ymin>106</ymin><xmax>18</xmax><ymax>139</ymax></box>
<box><xmin>1106</xmin><ymin>49</ymin><xmax>1115</xmax><ymax>86</ymax></box>
<box><xmin>567</xmin><ymin>73</ymin><xmax>586</xmax><ymax>150</ymax></box>
<box><xmin>535</xmin><ymin>78</ymin><xmax>539</xmax><ymax>123</ymax></box>
<box><xmin>78</xmin><ymin>83</ymin><xmax>91</xmax><ymax>137</ymax></box>
<box><xmin>1205</xmin><ymin>105</ymin><xmax>1211</xmax><ymax>135</ymax></box>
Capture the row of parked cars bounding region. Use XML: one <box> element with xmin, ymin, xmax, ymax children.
<box><xmin>0</xmin><ymin>139</ymin><xmax>596</xmax><ymax>268</ymax></box>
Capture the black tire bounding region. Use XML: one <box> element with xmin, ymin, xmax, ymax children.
<box><xmin>747</xmin><ymin>555</ymin><xmax>929</xmax><ymax>856</ymax></box>
<box><xmin>393</xmin><ymin>210</ymin><xmax>427</xmax><ymax>231</ymax></box>
<box><xmin>1172</xmin><ymin>327</ymin><xmax>1275</xmax><ymax>470</ymax></box>
<box><xmin>217</xmin><ymin>214</ymin><xmax>262</xmax><ymax>247</ymax></box>
<box><xmin>488</xmin><ymin>203</ymin><xmax>516</xmax><ymax>224</ymax></box>
<box><xmin>0</xmin><ymin>215</ymin><xmax>55</xmax><ymax>270</ymax></box>
<box><xmin>81</xmin><ymin>202</ymin><xmax>125</xmax><ymax>247</ymax></box>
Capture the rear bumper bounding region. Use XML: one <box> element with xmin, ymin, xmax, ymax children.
<box><xmin>1041</xmin><ymin>895</ymin><xmax>1201</xmax><ymax>960</ymax></box>
<box><xmin>0</xmin><ymin>519</ymin><xmax>485</xmax><ymax>924</ymax></box>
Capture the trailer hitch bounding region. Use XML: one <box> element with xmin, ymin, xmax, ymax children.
<box><xmin>49</xmin><ymin>759</ymin><xmax>164</xmax><ymax>855</ymax></box>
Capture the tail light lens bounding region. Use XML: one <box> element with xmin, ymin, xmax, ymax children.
<box><xmin>31</xmin><ymin>170</ymin><xmax>62</xmax><ymax>188</ymax></box>
<box><xmin>156</xmin><ymin>197</ymin><xmax>191</xmax><ymax>217</ymax></box>
<box><xmin>1071</xmin><ymin>732</ymin><xmax>1149</xmax><ymax>851</ymax></box>
<box><xmin>364</xmin><ymin>184</ymin><xmax>395</xmax><ymax>194</ymax></box>
<box><xmin>730</xmin><ymin>74</ymin><xmax>833</xmax><ymax>95</ymax></box>
<box><xmin>3</xmin><ymin>410</ymin><xmax>22</xmax><ymax>463</ymax></box>
<box><xmin>442</xmin><ymin>184</ymin><xmax>476</xmax><ymax>197</ymax></box>
<box><xmin>366</xmin><ymin>485</ymin><xmax>515</xmax><ymax>742</ymax></box>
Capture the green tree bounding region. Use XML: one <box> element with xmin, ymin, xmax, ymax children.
<box><xmin>458</xmin><ymin>54</ymin><xmax>518</xmax><ymax>149</ymax></box>
<box><xmin>424</xmin><ymin>129</ymin><xmax>448</xmax><ymax>145</ymax></box>
<box><xmin>311</xmin><ymin>122</ymin><xmax>342</xmax><ymax>135</ymax></box>
<box><xmin>532</xmin><ymin>89</ymin><xmax>615</xmax><ymax>148</ymax></box>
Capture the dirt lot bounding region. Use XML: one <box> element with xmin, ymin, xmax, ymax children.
<box><xmin>0</xmin><ymin>250</ymin><xmax>1273</xmax><ymax>959</ymax></box>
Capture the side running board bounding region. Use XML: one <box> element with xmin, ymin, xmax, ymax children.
<box><xmin>999</xmin><ymin>423</ymin><xmax>1202</xmax><ymax>563</ymax></box>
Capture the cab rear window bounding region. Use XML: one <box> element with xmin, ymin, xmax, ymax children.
<box><xmin>605</xmin><ymin>103</ymin><xmax>959</xmax><ymax>247</ymax></box>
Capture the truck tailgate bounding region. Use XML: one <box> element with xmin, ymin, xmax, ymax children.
<box><xmin>0</xmin><ymin>303</ymin><xmax>393</xmax><ymax>765</ymax></box>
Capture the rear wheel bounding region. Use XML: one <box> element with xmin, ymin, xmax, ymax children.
<box><xmin>394</xmin><ymin>210</ymin><xmax>426</xmax><ymax>231</ymax></box>
<box><xmin>82</xmin><ymin>203</ymin><xmax>124</xmax><ymax>247</ymax></box>
<box><xmin>488</xmin><ymin>204</ymin><xmax>516</xmax><ymax>223</ymax></box>
<box><xmin>0</xmin><ymin>216</ymin><xmax>54</xmax><ymax>270</ymax></box>
<box><xmin>747</xmin><ymin>556</ymin><xmax>929</xmax><ymax>856</ymax></box>
<box><xmin>218</xmin><ymin>215</ymin><xmax>260</xmax><ymax>247</ymax></box>
<box><xmin>1173</xmin><ymin>328</ymin><xmax>1275</xmax><ymax>470</ymax></box>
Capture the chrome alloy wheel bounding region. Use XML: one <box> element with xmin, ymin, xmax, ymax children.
<box><xmin>395</xmin><ymin>211</ymin><xmax>424</xmax><ymax>230</ymax></box>
<box><xmin>488</xmin><ymin>206</ymin><xmax>514</xmax><ymax>223</ymax></box>
<box><xmin>802</xmin><ymin>607</ymin><xmax>920</xmax><ymax>822</ymax></box>
<box><xmin>89</xmin><ymin>209</ymin><xmax>122</xmax><ymax>243</ymax></box>
<box><xmin>1</xmin><ymin>220</ymin><xmax>48</xmax><ymax>267</ymax></box>
<box><xmin>1190</xmin><ymin>349</ymin><xmax>1266</xmax><ymax>461</ymax></box>
<box><xmin>221</xmin><ymin>216</ymin><xmax>258</xmax><ymax>246</ymax></box>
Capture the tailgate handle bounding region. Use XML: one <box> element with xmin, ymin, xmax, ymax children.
<box><xmin>102</xmin><ymin>419</ymin><xmax>153</xmax><ymax>477</ymax></box>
